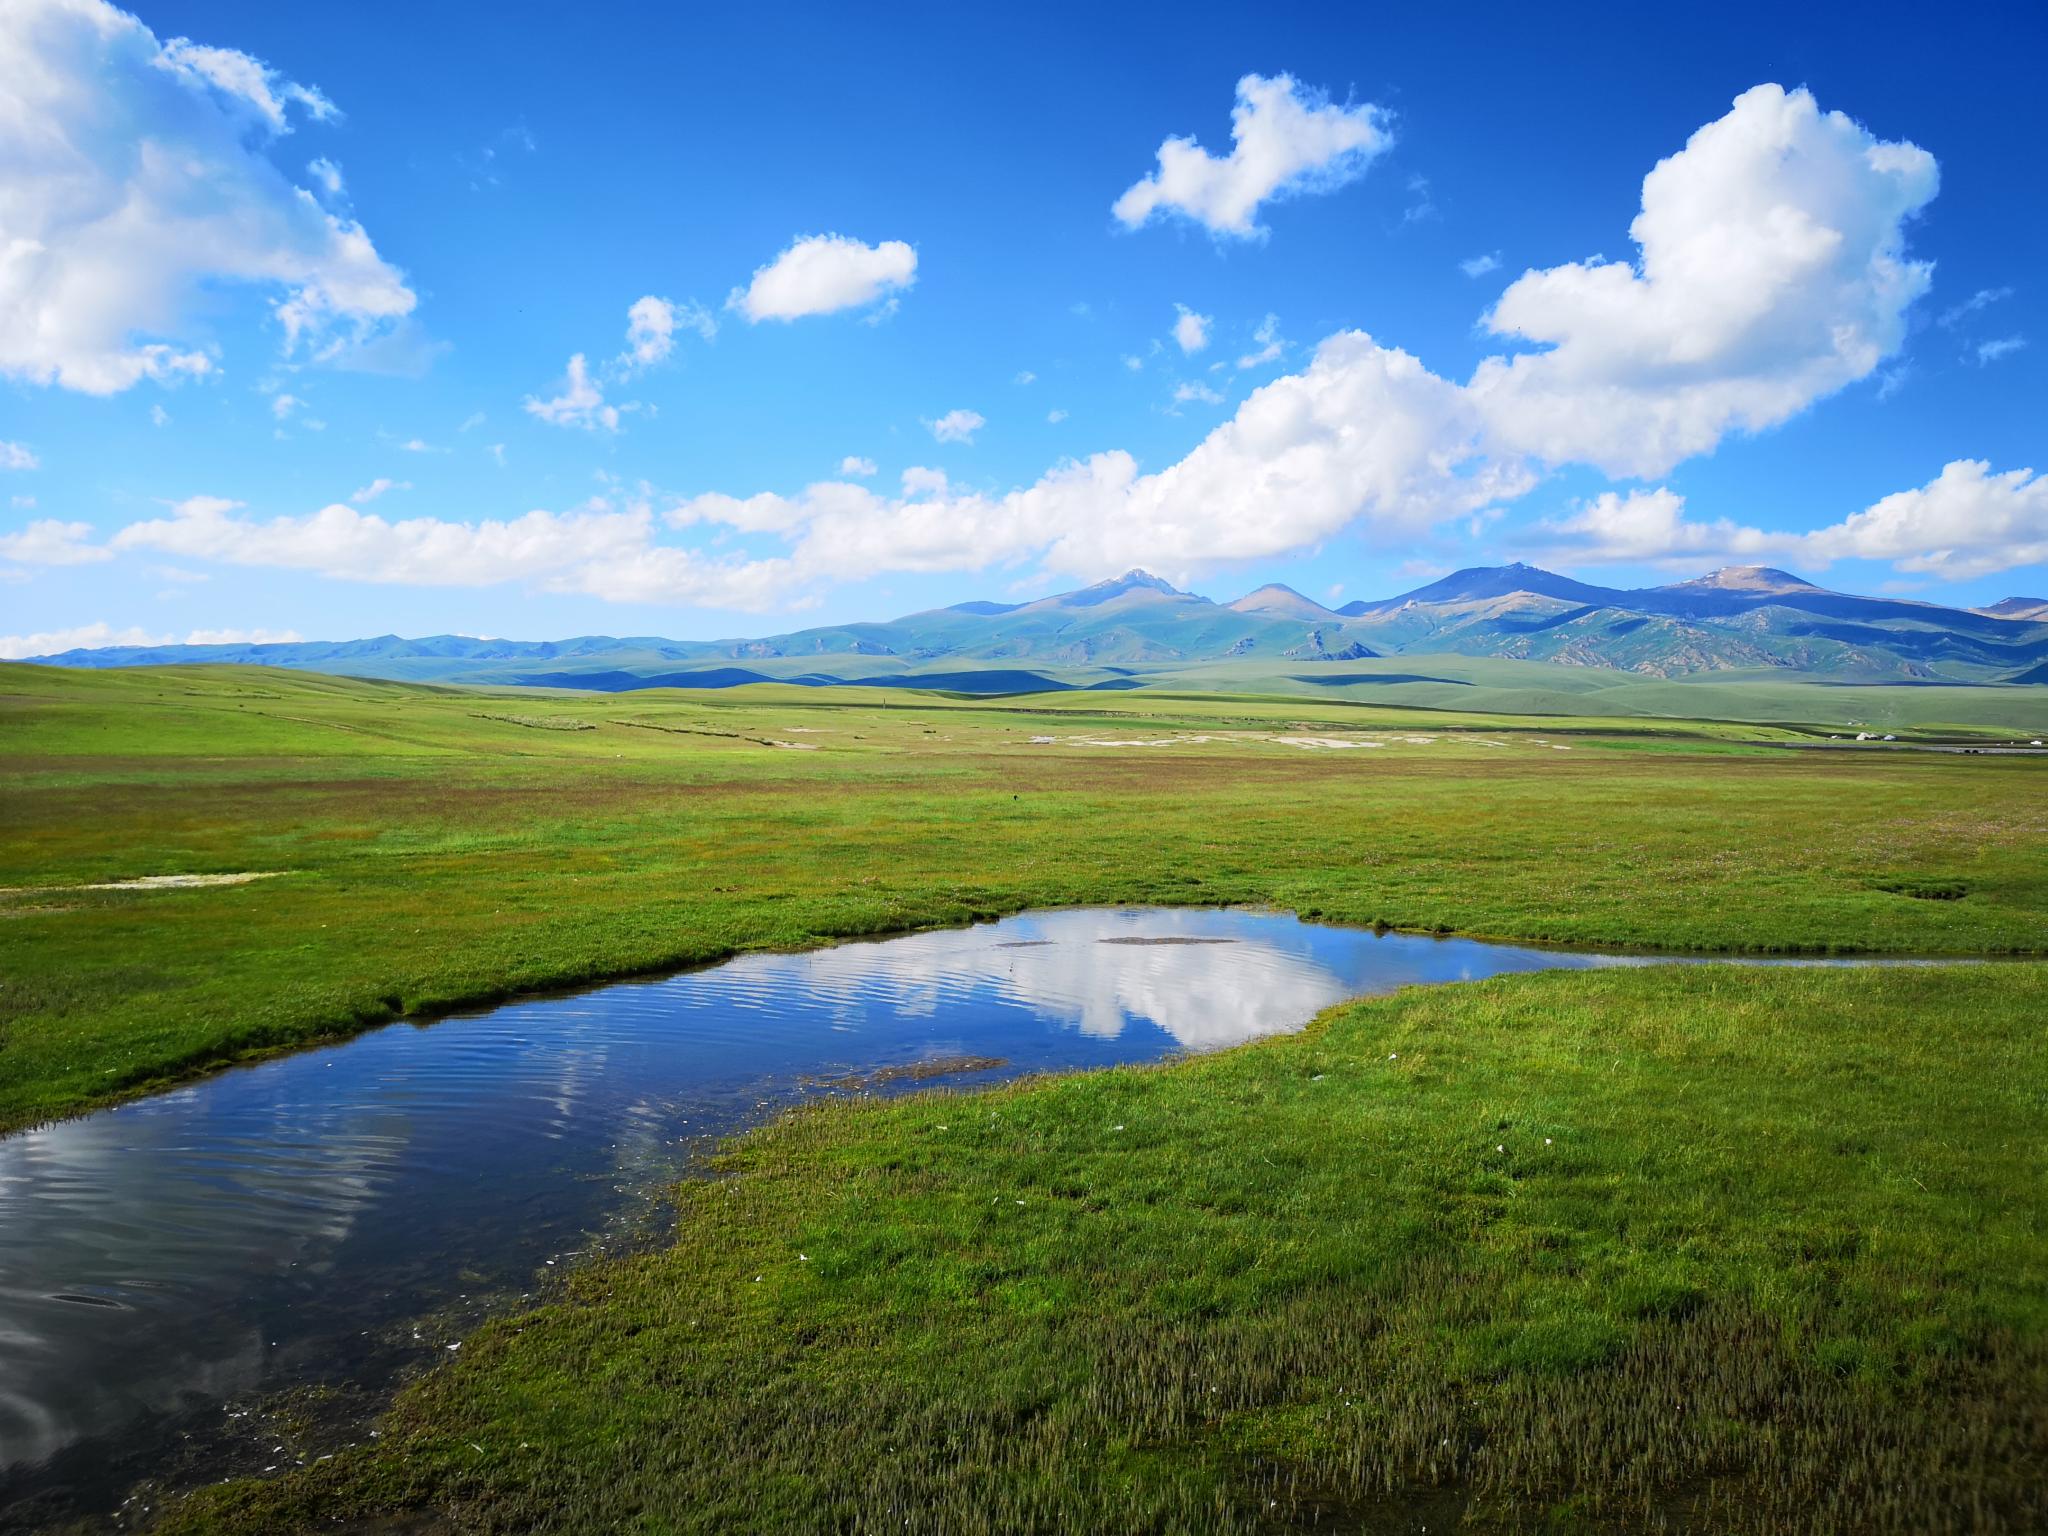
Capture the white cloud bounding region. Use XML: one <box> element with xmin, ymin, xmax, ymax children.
<box><xmin>621</xmin><ymin>297</ymin><xmax>680</xmax><ymax>369</ymax></box>
<box><xmin>0</xmin><ymin>621</ymin><xmax>308</xmax><ymax>659</ymax></box>
<box><xmin>150</xmin><ymin>404</ymin><xmax>170</xmax><ymax>427</ymax></box>
<box><xmin>1236</xmin><ymin>314</ymin><xmax>1285</xmax><ymax>369</ymax></box>
<box><xmin>459</xmin><ymin>410</ymin><xmax>487</xmax><ymax>432</ymax></box>
<box><xmin>665</xmin><ymin>330</ymin><xmax>1521</xmax><ymax>588</ymax></box>
<box><xmin>0</xmin><ymin>622</ymin><xmax>173</xmax><ymax>658</ymax></box>
<box><xmin>839</xmin><ymin>456</ymin><xmax>878</xmax><ymax>478</ymax></box>
<box><xmin>0</xmin><ymin>519</ymin><xmax>112</xmax><ymax>565</ymax></box>
<box><xmin>925</xmin><ymin>409</ymin><xmax>985</xmax><ymax>444</ymax></box>
<box><xmin>1112</xmin><ymin>73</ymin><xmax>1389</xmax><ymax>238</ymax></box>
<box><xmin>1401</xmin><ymin>174</ymin><xmax>1437</xmax><ymax>226</ymax></box>
<box><xmin>1172</xmin><ymin>305</ymin><xmax>1211</xmax><ymax>354</ymax></box>
<box><xmin>728</xmin><ymin>234</ymin><xmax>916</xmax><ymax>322</ymax></box>
<box><xmin>306</xmin><ymin>157</ymin><xmax>344</xmax><ymax>197</ymax></box>
<box><xmin>12</xmin><ymin>495</ymin><xmax>35</xmax><ymax>509</ymax></box>
<box><xmin>1015</xmin><ymin>370</ymin><xmax>1036</xmax><ymax>386</ymax></box>
<box><xmin>1459</xmin><ymin>252</ymin><xmax>1501</xmax><ymax>278</ymax></box>
<box><xmin>525</xmin><ymin>296</ymin><xmax>710</xmax><ymax>432</ymax></box>
<box><xmin>1539</xmin><ymin>460</ymin><xmax>2048</xmax><ymax>584</ymax></box>
<box><xmin>1047</xmin><ymin>409</ymin><xmax>1068</xmax><ymax>424</ymax></box>
<box><xmin>350</xmin><ymin>477</ymin><xmax>409</xmax><ymax>504</ymax></box>
<box><xmin>487</xmin><ymin>442</ymin><xmax>505</xmax><ymax>466</ymax></box>
<box><xmin>524</xmin><ymin>354</ymin><xmax>623</xmax><ymax>432</ymax></box>
<box><xmin>619</xmin><ymin>295</ymin><xmax>715</xmax><ymax>372</ymax></box>
<box><xmin>1938</xmin><ymin>286</ymin><xmax>2011</xmax><ymax>328</ymax></box>
<box><xmin>1807</xmin><ymin>459</ymin><xmax>2048</xmax><ymax>580</ymax></box>
<box><xmin>108</xmin><ymin>494</ymin><xmax>794</xmax><ymax>608</ymax></box>
<box><xmin>183</xmin><ymin>627</ymin><xmax>304</xmax><ymax>645</ymax></box>
<box><xmin>1</xmin><ymin>442</ymin><xmax>38</xmax><ymax>470</ymax></box>
<box><xmin>1172</xmin><ymin>381</ymin><xmax>1223</xmax><ymax>406</ymax></box>
<box><xmin>1468</xmin><ymin>84</ymin><xmax>1938</xmax><ymax>478</ymax></box>
<box><xmin>271</xmin><ymin>392</ymin><xmax>303</xmax><ymax>420</ymax></box>
<box><xmin>154</xmin><ymin>37</ymin><xmax>334</xmax><ymax>129</ymax></box>
<box><xmin>1975</xmin><ymin>335</ymin><xmax>2026</xmax><ymax>365</ymax></box>
<box><xmin>1539</xmin><ymin>487</ymin><xmax>1778</xmax><ymax>565</ymax></box>
<box><xmin>1122</xmin><ymin>354</ymin><xmax>1145</xmax><ymax>372</ymax></box>
<box><xmin>0</xmin><ymin>0</ymin><xmax>417</xmax><ymax>394</ymax></box>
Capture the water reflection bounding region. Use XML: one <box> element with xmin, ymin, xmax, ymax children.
<box><xmin>0</xmin><ymin>907</ymin><xmax>1710</xmax><ymax>1522</ymax></box>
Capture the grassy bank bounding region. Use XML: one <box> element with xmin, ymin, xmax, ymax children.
<box><xmin>168</xmin><ymin>961</ymin><xmax>2048</xmax><ymax>1533</ymax></box>
<box><xmin>3</xmin><ymin>665</ymin><xmax>2046</xmax><ymax>1132</ymax></box>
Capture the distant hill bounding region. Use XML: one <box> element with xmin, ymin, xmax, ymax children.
<box><xmin>27</xmin><ymin>563</ymin><xmax>2048</xmax><ymax>690</ymax></box>
<box><xmin>1978</xmin><ymin>596</ymin><xmax>2048</xmax><ymax>622</ymax></box>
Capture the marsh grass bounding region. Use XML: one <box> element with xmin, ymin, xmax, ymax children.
<box><xmin>165</xmin><ymin>964</ymin><xmax>2048</xmax><ymax>1533</ymax></box>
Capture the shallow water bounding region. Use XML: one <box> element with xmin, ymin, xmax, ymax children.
<box><xmin>0</xmin><ymin>907</ymin><xmax>1881</xmax><ymax>1526</ymax></box>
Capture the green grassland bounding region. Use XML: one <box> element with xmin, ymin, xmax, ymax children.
<box><xmin>4</xmin><ymin>662</ymin><xmax>2044</xmax><ymax>1133</ymax></box>
<box><xmin>171</xmin><ymin>964</ymin><xmax>2046</xmax><ymax>1534</ymax></box>
<box><xmin>3</xmin><ymin>661</ymin><xmax>2046</xmax><ymax>1531</ymax></box>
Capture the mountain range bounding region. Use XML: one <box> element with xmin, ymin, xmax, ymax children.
<box><xmin>26</xmin><ymin>564</ymin><xmax>2048</xmax><ymax>692</ymax></box>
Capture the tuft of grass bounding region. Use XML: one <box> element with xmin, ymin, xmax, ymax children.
<box><xmin>164</xmin><ymin>963</ymin><xmax>2048</xmax><ymax>1534</ymax></box>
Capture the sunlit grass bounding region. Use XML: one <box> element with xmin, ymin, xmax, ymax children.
<box><xmin>167</xmin><ymin>964</ymin><xmax>2048</xmax><ymax>1533</ymax></box>
<box><xmin>2</xmin><ymin>663</ymin><xmax>2044</xmax><ymax>1131</ymax></box>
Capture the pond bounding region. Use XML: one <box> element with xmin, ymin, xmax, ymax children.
<box><xmin>0</xmin><ymin>906</ymin><xmax>1886</xmax><ymax>1527</ymax></box>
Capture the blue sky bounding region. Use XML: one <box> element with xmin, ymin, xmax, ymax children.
<box><xmin>2</xmin><ymin>0</ymin><xmax>2043</xmax><ymax>652</ymax></box>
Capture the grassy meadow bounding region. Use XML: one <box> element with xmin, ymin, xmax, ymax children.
<box><xmin>3</xmin><ymin>662</ymin><xmax>2044</xmax><ymax>1133</ymax></box>
<box><xmin>168</xmin><ymin>963</ymin><xmax>2048</xmax><ymax>1534</ymax></box>
<box><xmin>2</xmin><ymin>661</ymin><xmax>2046</xmax><ymax>1531</ymax></box>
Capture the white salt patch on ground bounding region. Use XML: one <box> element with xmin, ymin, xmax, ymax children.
<box><xmin>0</xmin><ymin>872</ymin><xmax>300</xmax><ymax>895</ymax></box>
<box><xmin>767</xmin><ymin>741</ymin><xmax>819</xmax><ymax>751</ymax></box>
<box><xmin>1270</xmin><ymin>736</ymin><xmax>1380</xmax><ymax>750</ymax></box>
<box><xmin>1070</xmin><ymin>735</ymin><xmax>1226</xmax><ymax>748</ymax></box>
<box><xmin>92</xmin><ymin>872</ymin><xmax>290</xmax><ymax>890</ymax></box>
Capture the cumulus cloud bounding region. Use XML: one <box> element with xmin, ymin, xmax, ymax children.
<box><xmin>0</xmin><ymin>519</ymin><xmax>113</xmax><ymax>565</ymax></box>
<box><xmin>839</xmin><ymin>456</ymin><xmax>877</xmax><ymax>477</ymax></box>
<box><xmin>1113</xmin><ymin>73</ymin><xmax>1389</xmax><ymax>238</ymax></box>
<box><xmin>109</xmin><ymin>494</ymin><xmax>794</xmax><ymax>607</ymax></box>
<box><xmin>524</xmin><ymin>354</ymin><xmax>623</xmax><ymax>432</ymax></box>
<box><xmin>56</xmin><ymin>84</ymin><xmax>1998</xmax><ymax>607</ymax></box>
<box><xmin>729</xmin><ymin>234</ymin><xmax>916</xmax><ymax>322</ymax></box>
<box><xmin>1539</xmin><ymin>461</ymin><xmax>2048</xmax><ymax>584</ymax></box>
<box><xmin>183</xmin><ymin>627</ymin><xmax>305</xmax><ymax>645</ymax></box>
<box><xmin>0</xmin><ymin>622</ymin><xmax>307</xmax><ymax>658</ymax></box>
<box><xmin>270</xmin><ymin>393</ymin><xmax>303</xmax><ymax>420</ymax></box>
<box><xmin>620</xmin><ymin>295</ymin><xmax>715</xmax><ymax>371</ymax></box>
<box><xmin>1538</xmin><ymin>487</ymin><xmax>1779</xmax><ymax>565</ymax></box>
<box><xmin>664</xmin><ymin>331</ymin><xmax>1522</xmax><ymax>587</ymax></box>
<box><xmin>0</xmin><ymin>0</ymin><xmax>418</xmax><ymax>394</ymax></box>
<box><xmin>1807</xmin><ymin>460</ymin><xmax>2048</xmax><ymax>580</ymax></box>
<box><xmin>1</xmin><ymin>442</ymin><xmax>38</xmax><ymax>470</ymax></box>
<box><xmin>925</xmin><ymin>409</ymin><xmax>985</xmax><ymax>444</ymax></box>
<box><xmin>524</xmin><ymin>295</ymin><xmax>710</xmax><ymax>432</ymax></box>
<box><xmin>1172</xmin><ymin>305</ymin><xmax>1211</xmax><ymax>354</ymax></box>
<box><xmin>1172</xmin><ymin>381</ymin><xmax>1223</xmax><ymax>406</ymax></box>
<box><xmin>1459</xmin><ymin>252</ymin><xmax>1501</xmax><ymax>278</ymax></box>
<box><xmin>1467</xmin><ymin>85</ymin><xmax>1938</xmax><ymax>478</ymax></box>
<box><xmin>0</xmin><ymin>622</ymin><xmax>172</xmax><ymax>658</ymax></box>
<box><xmin>1047</xmin><ymin>409</ymin><xmax>1068</xmax><ymax>424</ymax></box>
